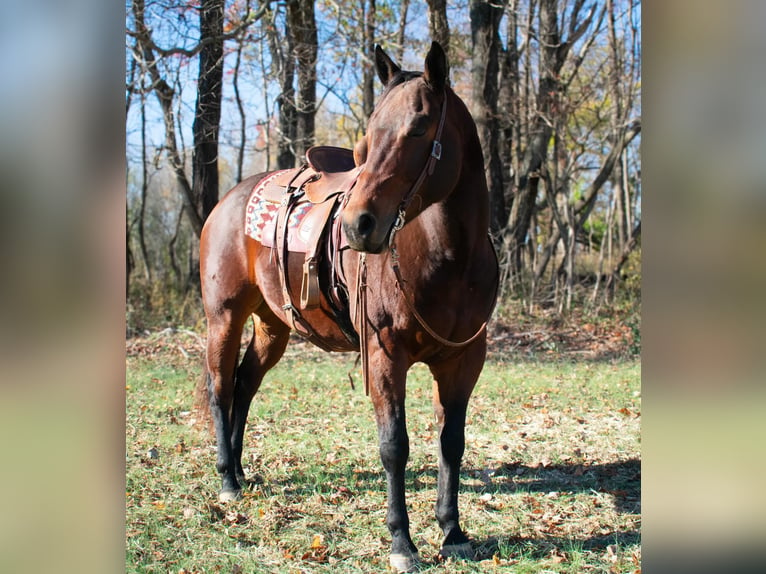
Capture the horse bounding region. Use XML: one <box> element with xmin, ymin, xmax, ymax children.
<box><xmin>198</xmin><ymin>41</ymin><xmax>498</xmax><ymax>572</ymax></box>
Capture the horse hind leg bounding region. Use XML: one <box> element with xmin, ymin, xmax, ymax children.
<box><xmin>205</xmin><ymin>308</ymin><xmax>249</xmax><ymax>501</ymax></box>
<box><xmin>229</xmin><ymin>306</ymin><xmax>290</xmax><ymax>489</ymax></box>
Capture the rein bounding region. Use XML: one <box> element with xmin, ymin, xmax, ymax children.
<box><xmin>354</xmin><ymin>90</ymin><xmax>490</xmax><ymax>395</ymax></box>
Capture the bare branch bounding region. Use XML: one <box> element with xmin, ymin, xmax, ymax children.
<box><xmin>127</xmin><ymin>1</ymin><xmax>273</xmax><ymax>58</ymax></box>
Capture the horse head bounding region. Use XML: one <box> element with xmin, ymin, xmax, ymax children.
<box><xmin>342</xmin><ymin>42</ymin><xmax>464</xmax><ymax>254</ymax></box>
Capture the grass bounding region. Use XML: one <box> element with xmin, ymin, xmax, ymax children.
<box><xmin>126</xmin><ymin>331</ymin><xmax>640</xmax><ymax>573</ymax></box>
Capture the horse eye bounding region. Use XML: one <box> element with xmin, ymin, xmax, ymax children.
<box><xmin>405</xmin><ymin>115</ymin><xmax>429</xmax><ymax>138</ymax></box>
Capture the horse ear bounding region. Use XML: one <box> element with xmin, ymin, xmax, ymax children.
<box><xmin>353</xmin><ymin>137</ymin><xmax>368</xmax><ymax>166</ymax></box>
<box><xmin>375</xmin><ymin>45</ymin><xmax>401</xmax><ymax>86</ymax></box>
<box><xmin>424</xmin><ymin>41</ymin><xmax>448</xmax><ymax>92</ymax></box>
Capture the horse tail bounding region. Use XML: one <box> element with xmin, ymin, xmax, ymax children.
<box><xmin>193</xmin><ymin>358</ymin><xmax>213</xmax><ymax>432</ymax></box>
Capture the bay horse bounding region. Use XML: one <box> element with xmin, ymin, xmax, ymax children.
<box><xmin>198</xmin><ymin>42</ymin><xmax>498</xmax><ymax>572</ymax></box>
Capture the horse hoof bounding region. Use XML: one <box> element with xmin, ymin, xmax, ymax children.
<box><xmin>218</xmin><ymin>489</ymin><xmax>242</xmax><ymax>502</ymax></box>
<box><xmin>389</xmin><ymin>551</ymin><xmax>420</xmax><ymax>573</ymax></box>
<box><xmin>439</xmin><ymin>541</ymin><xmax>473</xmax><ymax>560</ymax></box>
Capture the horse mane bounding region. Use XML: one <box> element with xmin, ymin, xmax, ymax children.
<box><xmin>379</xmin><ymin>71</ymin><xmax>423</xmax><ymax>101</ymax></box>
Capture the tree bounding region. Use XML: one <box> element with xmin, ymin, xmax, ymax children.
<box><xmin>129</xmin><ymin>0</ymin><xmax>270</xmax><ymax>237</ymax></box>
<box><xmin>362</xmin><ymin>0</ymin><xmax>376</xmax><ymax>122</ymax></box>
<box><xmin>130</xmin><ymin>0</ymin><xmax>203</xmax><ymax>236</ymax></box>
<box><xmin>125</xmin><ymin>0</ymin><xmax>642</xmax><ymax>324</ymax></box>
<box><xmin>270</xmin><ymin>5</ymin><xmax>298</xmax><ymax>169</ymax></box>
<box><xmin>503</xmin><ymin>0</ymin><xmax>598</xmax><ymax>273</ymax></box>
<box><xmin>426</xmin><ymin>0</ymin><xmax>450</xmax><ymax>71</ymax></box>
<box><xmin>192</xmin><ymin>0</ymin><xmax>225</xmax><ymax>224</ymax></box>
<box><xmin>287</xmin><ymin>0</ymin><xmax>318</xmax><ymax>161</ymax></box>
<box><xmin>470</xmin><ymin>0</ymin><xmax>505</xmax><ymax>234</ymax></box>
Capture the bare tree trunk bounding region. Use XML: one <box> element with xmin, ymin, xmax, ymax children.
<box><xmin>504</xmin><ymin>0</ymin><xmax>595</xmax><ymax>273</ymax></box>
<box><xmin>499</xmin><ymin>0</ymin><xmax>519</xmax><ymax>227</ymax></box>
<box><xmin>126</xmin><ymin>198</ymin><xmax>134</xmax><ymax>298</ymax></box>
<box><xmin>395</xmin><ymin>0</ymin><xmax>410</xmax><ymax>64</ymax></box>
<box><xmin>287</xmin><ymin>0</ymin><xmax>317</xmax><ymax>161</ymax></box>
<box><xmin>426</xmin><ymin>0</ymin><xmax>450</xmax><ymax>69</ymax></box>
<box><xmin>260</xmin><ymin>15</ymin><xmax>273</xmax><ymax>172</ymax></box>
<box><xmin>168</xmin><ymin>206</ymin><xmax>185</xmax><ymax>285</ymax></box>
<box><xmin>470</xmin><ymin>0</ymin><xmax>505</xmax><ymax>234</ymax></box>
<box><xmin>607</xmin><ymin>0</ymin><xmax>627</xmax><ymax>250</ymax></box>
<box><xmin>126</xmin><ymin>54</ymin><xmax>137</xmax><ymax>297</ymax></box>
<box><xmin>270</xmin><ymin>10</ymin><xmax>297</xmax><ymax>169</ymax></box>
<box><xmin>362</xmin><ymin>0</ymin><xmax>376</xmax><ymax>123</ymax></box>
<box><xmin>233</xmin><ymin>32</ymin><xmax>247</xmax><ymax>183</ymax></box>
<box><xmin>605</xmin><ymin>221</ymin><xmax>641</xmax><ymax>299</ymax></box>
<box><xmin>138</xmin><ymin>88</ymin><xmax>151</xmax><ymax>281</ymax></box>
<box><xmin>192</xmin><ymin>0</ymin><xmax>224</xmax><ymax>224</ymax></box>
<box><xmin>505</xmin><ymin>0</ymin><xmax>559</xmax><ymax>271</ymax></box>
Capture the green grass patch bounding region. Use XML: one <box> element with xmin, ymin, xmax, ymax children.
<box><xmin>126</xmin><ymin>337</ymin><xmax>640</xmax><ymax>572</ymax></box>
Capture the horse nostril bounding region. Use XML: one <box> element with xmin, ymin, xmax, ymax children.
<box><xmin>357</xmin><ymin>212</ymin><xmax>376</xmax><ymax>238</ymax></box>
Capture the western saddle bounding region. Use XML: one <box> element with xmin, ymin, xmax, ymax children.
<box><xmin>253</xmin><ymin>146</ymin><xmax>362</xmax><ymax>351</ymax></box>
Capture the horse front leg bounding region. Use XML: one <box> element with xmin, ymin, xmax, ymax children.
<box><xmin>369</xmin><ymin>352</ymin><xmax>419</xmax><ymax>573</ymax></box>
<box><xmin>428</xmin><ymin>341</ymin><xmax>486</xmax><ymax>560</ymax></box>
<box><xmin>432</xmin><ymin>399</ymin><xmax>472</xmax><ymax>556</ymax></box>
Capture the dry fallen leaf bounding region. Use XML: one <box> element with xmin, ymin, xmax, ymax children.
<box><xmin>311</xmin><ymin>534</ymin><xmax>324</xmax><ymax>549</ymax></box>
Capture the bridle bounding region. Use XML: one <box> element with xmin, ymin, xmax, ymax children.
<box><xmin>354</xmin><ymin>88</ymin><xmax>492</xmax><ymax>395</ymax></box>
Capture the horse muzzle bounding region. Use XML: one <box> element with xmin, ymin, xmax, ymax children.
<box><xmin>342</xmin><ymin>209</ymin><xmax>392</xmax><ymax>254</ymax></box>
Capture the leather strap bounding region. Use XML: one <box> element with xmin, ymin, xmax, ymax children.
<box><xmin>273</xmin><ymin>183</ymin><xmax>346</xmax><ymax>352</ymax></box>
<box><xmin>354</xmin><ymin>253</ymin><xmax>371</xmax><ymax>396</ymax></box>
<box><xmin>391</xmin><ymin>259</ymin><xmax>488</xmax><ymax>348</ymax></box>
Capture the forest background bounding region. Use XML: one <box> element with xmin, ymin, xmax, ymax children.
<box><xmin>125</xmin><ymin>0</ymin><xmax>641</xmax><ymax>345</ymax></box>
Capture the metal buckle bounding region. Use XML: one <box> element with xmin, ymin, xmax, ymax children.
<box><xmin>431</xmin><ymin>140</ymin><xmax>442</xmax><ymax>160</ymax></box>
<box><xmin>392</xmin><ymin>209</ymin><xmax>406</xmax><ymax>233</ymax></box>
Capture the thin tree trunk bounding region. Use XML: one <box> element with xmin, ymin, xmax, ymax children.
<box><xmin>505</xmin><ymin>0</ymin><xmax>560</xmax><ymax>271</ymax></box>
<box><xmin>395</xmin><ymin>0</ymin><xmax>410</xmax><ymax>64</ymax></box>
<box><xmin>272</xmin><ymin>11</ymin><xmax>296</xmax><ymax>169</ymax></box>
<box><xmin>470</xmin><ymin>0</ymin><xmax>505</xmax><ymax>234</ymax></box>
<box><xmin>362</xmin><ymin>0</ymin><xmax>376</xmax><ymax>123</ymax></box>
<box><xmin>139</xmin><ymin>88</ymin><xmax>151</xmax><ymax>281</ymax></box>
<box><xmin>426</xmin><ymin>0</ymin><xmax>450</xmax><ymax>69</ymax></box>
<box><xmin>607</xmin><ymin>0</ymin><xmax>628</xmax><ymax>250</ymax></box>
<box><xmin>287</xmin><ymin>0</ymin><xmax>317</xmax><ymax>161</ymax></box>
<box><xmin>260</xmin><ymin>16</ymin><xmax>273</xmax><ymax>172</ymax></box>
<box><xmin>192</xmin><ymin>0</ymin><xmax>224</xmax><ymax>224</ymax></box>
<box><xmin>126</xmin><ymin>197</ymin><xmax>134</xmax><ymax>298</ymax></box>
<box><xmin>233</xmin><ymin>33</ymin><xmax>247</xmax><ymax>183</ymax></box>
<box><xmin>126</xmin><ymin>54</ymin><xmax>137</xmax><ymax>297</ymax></box>
<box><xmin>169</xmin><ymin>206</ymin><xmax>185</xmax><ymax>285</ymax></box>
<box><xmin>504</xmin><ymin>0</ymin><xmax>595</xmax><ymax>272</ymax></box>
<box><xmin>500</xmin><ymin>0</ymin><xmax>519</xmax><ymax>226</ymax></box>
<box><xmin>605</xmin><ymin>221</ymin><xmax>640</xmax><ymax>301</ymax></box>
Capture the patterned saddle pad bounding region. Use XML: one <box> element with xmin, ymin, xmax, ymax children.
<box><xmin>244</xmin><ymin>170</ymin><xmax>337</xmax><ymax>252</ymax></box>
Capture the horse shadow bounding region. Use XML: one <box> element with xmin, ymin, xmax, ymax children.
<box><xmin>470</xmin><ymin>530</ymin><xmax>641</xmax><ymax>562</ymax></box>
<box><xmin>460</xmin><ymin>458</ymin><xmax>641</xmax><ymax>515</ymax></box>
<box><xmin>240</xmin><ymin>458</ymin><xmax>640</xmax><ymax>562</ymax></box>
<box><xmin>244</xmin><ymin>457</ymin><xmax>640</xmax><ymax>516</ymax></box>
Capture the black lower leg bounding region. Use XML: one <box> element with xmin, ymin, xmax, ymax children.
<box><xmin>436</xmin><ymin>407</ymin><xmax>469</xmax><ymax>546</ymax></box>
<box><xmin>380</xmin><ymin>424</ymin><xmax>417</xmax><ymax>556</ymax></box>
<box><xmin>230</xmin><ymin>360</ymin><xmax>259</xmax><ymax>482</ymax></box>
<box><xmin>208</xmin><ymin>373</ymin><xmax>240</xmax><ymax>495</ymax></box>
